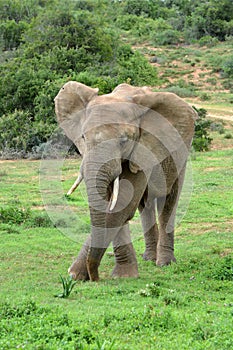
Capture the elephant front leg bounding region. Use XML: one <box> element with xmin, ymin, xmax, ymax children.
<box><xmin>111</xmin><ymin>224</ymin><xmax>138</xmax><ymax>278</ymax></box>
<box><xmin>139</xmin><ymin>199</ymin><xmax>159</xmax><ymax>262</ymax></box>
<box><xmin>68</xmin><ymin>236</ymin><xmax>91</xmax><ymax>281</ymax></box>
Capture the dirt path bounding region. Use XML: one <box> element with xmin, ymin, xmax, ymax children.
<box><xmin>208</xmin><ymin>114</ymin><xmax>233</xmax><ymax>122</ymax></box>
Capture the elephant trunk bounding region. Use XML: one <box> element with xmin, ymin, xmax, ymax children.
<box><xmin>83</xmin><ymin>151</ymin><xmax>121</xmax><ymax>281</ymax></box>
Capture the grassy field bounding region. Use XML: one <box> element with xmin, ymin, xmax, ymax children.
<box><xmin>0</xmin><ymin>122</ymin><xmax>233</xmax><ymax>349</ymax></box>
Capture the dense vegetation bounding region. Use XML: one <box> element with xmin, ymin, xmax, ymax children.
<box><xmin>0</xmin><ymin>0</ymin><xmax>233</xmax><ymax>156</ymax></box>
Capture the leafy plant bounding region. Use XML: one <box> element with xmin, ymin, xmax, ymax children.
<box><xmin>0</xmin><ymin>205</ymin><xmax>31</xmax><ymax>225</ymax></box>
<box><xmin>222</xmin><ymin>55</ymin><xmax>233</xmax><ymax>78</ymax></box>
<box><xmin>193</xmin><ymin>107</ymin><xmax>213</xmax><ymax>151</ymax></box>
<box><xmin>55</xmin><ymin>275</ymin><xmax>77</xmax><ymax>298</ymax></box>
<box><xmin>138</xmin><ymin>283</ymin><xmax>161</xmax><ymax>297</ymax></box>
<box><xmin>224</xmin><ymin>132</ymin><xmax>233</xmax><ymax>139</ymax></box>
<box><xmin>96</xmin><ymin>337</ymin><xmax>116</xmax><ymax>350</ymax></box>
<box><xmin>212</xmin><ymin>256</ymin><xmax>233</xmax><ymax>281</ymax></box>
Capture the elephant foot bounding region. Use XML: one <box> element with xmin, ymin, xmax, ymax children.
<box><xmin>68</xmin><ymin>259</ymin><xmax>89</xmax><ymax>281</ymax></box>
<box><xmin>156</xmin><ymin>252</ymin><xmax>176</xmax><ymax>266</ymax></box>
<box><xmin>142</xmin><ymin>250</ymin><xmax>157</xmax><ymax>262</ymax></box>
<box><xmin>86</xmin><ymin>247</ymin><xmax>106</xmax><ymax>282</ymax></box>
<box><xmin>86</xmin><ymin>258</ymin><xmax>100</xmax><ymax>282</ymax></box>
<box><xmin>112</xmin><ymin>262</ymin><xmax>139</xmax><ymax>278</ymax></box>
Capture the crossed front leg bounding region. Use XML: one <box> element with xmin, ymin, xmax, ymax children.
<box><xmin>111</xmin><ymin>224</ymin><xmax>138</xmax><ymax>278</ymax></box>
<box><xmin>68</xmin><ymin>225</ymin><xmax>138</xmax><ymax>280</ymax></box>
<box><xmin>68</xmin><ymin>235</ymin><xmax>91</xmax><ymax>281</ymax></box>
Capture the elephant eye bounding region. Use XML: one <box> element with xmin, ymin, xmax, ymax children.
<box><xmin>81</xmin><ymin>134</ymin><xmax>85</xmax><ymax>140</ymax></box>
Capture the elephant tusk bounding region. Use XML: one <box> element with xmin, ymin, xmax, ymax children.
<box><xmin>109</xmin><ymin>177</ymin><xmax>120</xmax><ymax>211</ymax></box>
<box><xmin>66</xmin><ymin>173</ymin><xmax>83</xmax><ymax>195</ymax></box>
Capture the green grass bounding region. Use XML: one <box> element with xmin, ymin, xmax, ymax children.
<box><xmin>0</xmin><ymin>146</ymin><xmax>233</xmax><ymax>349</ymax></box>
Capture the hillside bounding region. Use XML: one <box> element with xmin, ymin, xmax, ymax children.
<box><xmin>0</xmin><ymin>0</ymin><xmax>233</xmax><ymax>156</ymax></box>
<box><xmin>135</xmin><ymin>42</ymin><xmax>233</xmax><ymax>117</ymax></box>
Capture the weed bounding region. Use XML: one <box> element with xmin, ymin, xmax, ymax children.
<box><xmin>0</xmin><ymin>205</ymin><xmax>31</xmax><ymax>225</ymax></box>
<box><xmin>0</xmin><ymin>223</ymin><xmax>20</xmax><ymax>234</ymax></box>
<box><xmin>200</xmin><ymin>92</ymin><xmax>211</xmax><ymax>101</ymax></box>
<box><xmin>224</xmin><ymin>133</ymin><xmax>233</xmax><ymax>139</ymax></box>
<box><xmin>192</xmin><ymin>324</ymin><xmax>214</xmax><ymax>341</ymax></box>
<box><xmin>162</xmin><ymin>292</ymin><xmax>184</xmax><ymax>306</ymax></box>
<box><xmin>55</xmin><ymin>275</ymin><xmax>77</xmax><ymax>298</ymax></box>
<box><xmin>210</xmin><ymin>121</ymin><xmax>225</xmax><ymax>134</ymax></box>
<box><xmin>96</xmin><ymin>337</ymin><xmax>116</xmax><ymax>350</ymax></box>
<box><xmin>29</xmin><ymin>212</ymin><xmax>53</xmax><ymax>227</ymax></box>
<box><xmin>138</xmin><ymin>283</ymin><xmax>161</xmax><ymax>297</ymax></box>
<box><xmin>0</xmin><ymin>170</ymin><xmax>7</xmax><ymax>177</ymax></box>
<box><xmin>212</xmin><ymin>256</ymin><xmax>233</xmax><ymax>281</ymax></box>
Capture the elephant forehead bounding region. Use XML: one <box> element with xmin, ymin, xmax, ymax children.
<box><xmin>87</xmin><ymin>101</ymin><xmax>144</xmax><ymax>123</ymax></box>
<box><xmin>83</xmin><ymin>123</ymin><xmax>138</xmax><ymax>141</ymax></box>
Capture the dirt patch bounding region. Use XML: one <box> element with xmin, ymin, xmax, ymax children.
<box><xmin>220</xmin><ymin>248</ymin><xmax>233</xmax><ymax>257</ymax></box>
<box><xmin>0</xmin><ymin>160</ymin><xmax>17</xmax><ymax>164</ymax></box>
<box><xmin>204</xmin><ymin>167</ymin><xmax>224</xmax><ymax>172</ymax></box>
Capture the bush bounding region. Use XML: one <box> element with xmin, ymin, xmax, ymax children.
<box><xmin>222</xmin><ymin>55</ymin><xmax>233</xmax><ymax>78</ymax></box>
<box><xmin>212</xmin><ymin>256</ymin><xmax>233</xmax><ymax>281</ymax></box>
<box><xmin>0</xmin><ymin>205</ymin><xmax>31</xmax><ymax>225</ymax></box>
<box><xmin>0</xmin><ymin>19</ymin><xmax>29</xmax><ymax>50</ymax></box>
<box><xmin>165</xmin><ymin>86</ymin><xmax>196</xmax><ymax>98</ymax></box>
<box><xmin>151</xmin><ymin>29</ymin><xmax>181</xmax><ymax>46</ymax></box>
<box><xmin>192</xmin><ymin>107</ymin><xmax>212</xmax><ymax>152</ymax></box>
<box><xmin>0</xmin><ymin>110</ymin><xmax>56</xmax><ymax>155</ymax></box>
<box><xmin>117</xmin><ymin>49</ymin><xmax>158</xmax><ymax>86</ymax></box>
<box><xmin>198</xmin><ymin>35</ymin><xmax>219</xmax><ymax>47</ymax></box>
<box><xmin>200</xmin><ymin>92</ymin><xmax>211</xmax><ymax>101</ymax></box>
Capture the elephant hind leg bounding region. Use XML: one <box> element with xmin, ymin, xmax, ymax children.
<box><xmin>156</xmin><ymin>179</ymin><xmax>179</xmax><ymax>266</ymax></box>
<box><xmin>139</xmin><ymin>197</ymin><xmax>159</xmax><ymax>262</ymax></box>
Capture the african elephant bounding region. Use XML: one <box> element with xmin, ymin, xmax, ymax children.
<box><xmin>54</xmin><ymin>82</ymin><xmax>197</xmax><ymax>281</ymax></box>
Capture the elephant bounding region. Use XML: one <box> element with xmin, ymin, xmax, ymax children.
<box><xmin>54</xmin><ymin>81</ymin><xmax>197</xmax><ymax>281</ymax></box>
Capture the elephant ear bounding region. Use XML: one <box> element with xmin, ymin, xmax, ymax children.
<box><xmin>54</xmin><ymin>81</ymin><xmax>99</xmax><ymax>153</ymax></box>
<box><xmin>129</xmin><ymin>92</ymin><xmax>198</xmax><ymax>174</ymax></box>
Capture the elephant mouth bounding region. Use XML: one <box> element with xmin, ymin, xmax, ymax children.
<box><xmin>67</xmin><ymin>161</ymin><xmax>121</xmax><ymax>212</ymax></box>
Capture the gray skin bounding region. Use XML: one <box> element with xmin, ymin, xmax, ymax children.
<box><xmin>54</xmin><ymin>82</ymin><xmax>197</xmax><ymax>281</ymax></box>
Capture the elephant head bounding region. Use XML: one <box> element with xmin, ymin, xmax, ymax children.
<box><xmin>54</xmin><ymin>81</ymin><xmax>197</xmax><ymax>281</ymax></box>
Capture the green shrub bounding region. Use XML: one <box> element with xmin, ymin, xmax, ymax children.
<box><xmin>165</xmin><ymin>86</ymin><xmax>196</xmax><ymax>98</ymax></box>
<box><xmin>210</xmin><ymin>121</ymin><xmax>225</xmax><ymax>134</ymax></box>
<box><xmin>212</xmin><ymin>256</ymin><xmax>233</xmax><ymax>281</ymax></box>
<box><xmin>222</xmin><ymin>55</ymin><xmax>233</xmax><ymax>78</ymax></box>
<box><xmin>224</xmin><ymin>132</ymin><xmax>233</xmax><ymax>139</ymax></box>
<box><xmin>151</xmin><ymin>29</ymin><xmax>181</xmax><ymax>46</ymax></box>
<box><xmin>193</xmin><ymin>107</ymin><xmax>213</xmax><ymax>152</ymax></box>
<box><xmin>0</xmin><ymin>223</ymin><xmax>20</xmax><ymax>234</ymax></box>
<box><xmin>198</xmin><ymin>35</ymin><xmax>219</xmax><ymax>47</ymax></box>
<box><xmin>0</xmin><ymin>110</ymin><xmax>56</xmax><ymax>156</ymax></box>
<box><xmin>0</xmin><ymin>19</ymin><xmax>29</xmax><ymax>50</ymax></box>
<box><xmin>200</xmin><ymin>92</ymin><xmax>211</xmax><ymax>101</ymax></box>
<box><xmin>0</xmin><ymin>205</ymin><xmax>32</xmax><ymax>225</ymax></box>
<box><xmin>117</xmin><ymin>49</ymin><xmax>158</xmax><ymax>86</ymax></box>
<box><xmin>29</xmin><ymin>212</ymin><xmax>53</xmax><ymax>227</ymax></box>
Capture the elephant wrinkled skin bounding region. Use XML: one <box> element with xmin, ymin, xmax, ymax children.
<box><xmin>54</xmin><ymin>82</ymin><xmax>197</xmax><ymax>281</ymax></box>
